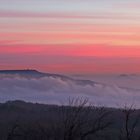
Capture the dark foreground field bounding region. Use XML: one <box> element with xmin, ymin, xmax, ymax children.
<box><xmin>0</xmin><ymin>99</ymin><xmax>140</xmax><ymax>140</ymax></box>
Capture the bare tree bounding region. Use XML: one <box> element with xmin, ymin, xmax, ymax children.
<box><xmin>119</xmin><ymin>105</ymin><xmax>140</xmax><ymax>140</ymax></box>
<box><xmin>52</xmin><ymin>97</ymin><xmax>112</xmax><ymax>140</ymax></box>
<box><xmin>80</xmin><ymin>107</ymin><xmax>112</xmax><ymax>140</ymax></box>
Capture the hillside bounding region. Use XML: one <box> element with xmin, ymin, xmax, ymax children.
<box><xmin>0</xmin><ymin>100</ymin><xmax>140</xmax><ymax>140</ymax></box>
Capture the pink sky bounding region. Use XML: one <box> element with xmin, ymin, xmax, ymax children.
<box><xmin>0</xmin><ymin>0</ymin><xmax>140</xmax><ymax>74</ymax></box>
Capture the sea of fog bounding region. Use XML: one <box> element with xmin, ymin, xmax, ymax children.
<box><xmin>0</xmin><ymin>74</ymin><xmax>140</xmax><ymax>108</ymax></box>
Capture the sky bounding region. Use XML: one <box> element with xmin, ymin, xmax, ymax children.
<box><xmin>0</xmin><ymin>0</ymin><xmax>140</xmax><ymax>74</ymax></box>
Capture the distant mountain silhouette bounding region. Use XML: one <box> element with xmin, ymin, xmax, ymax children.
<box><xmin>0</xmin><ymin>69</ymin><xmax>97</xmax><ymax>86</ymax></box>
<box><xmin>0</xmin><ymin>69</ymin><xmax>41</xmax><ymax>76</ymax></box>
<box><xmin>119</xmin><ymin>73</ymin><xmax>137</xmax><ymax>77</ymax></box>
<box><xmin>0</xmin><ymin>69</ymin><xmax>71</xmax><ymax>79</ymax></box>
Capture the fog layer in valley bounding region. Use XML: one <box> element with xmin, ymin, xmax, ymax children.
<box><xmin>0</xmin><ymin>73</ymin><xmax>140</xmax><ymax>108</ymax></box>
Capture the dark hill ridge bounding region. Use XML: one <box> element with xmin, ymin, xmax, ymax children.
<box><xmin>0</xmin><ymin>69</ymin><xmax>38</xmax><ymax>74</ymax></box>
<box><xmin>0</xmin><ymin>69</ymin><xmax>97</xmax><ymax>86</ymax></box>
<box><xmin>0</xmin><ymin>100</ymin><xmax>114</xmax><ymax>112</ymax></box>
<box><xmin>0</xmin><ymin>69</ymin><xmax>42</xmax><ymax>76</ymax></box>
<box><xmin>0</xmin><ymin>100</ymin><xmax>59</xmax><ymax>113</ymax></box>
<box><xmin>0</xmin><ymin>69</ymin><xmax>71</xmax><ymax>79</ymax></box>
<box><xmin>0</xmin><ymin>100</ymin><xmax>140</xmax><ymax>140</ymax></box>
<box><xmin>0</xmin><ymin>69</ymin><xmax>57</xmax><ymax>76</ymax></box>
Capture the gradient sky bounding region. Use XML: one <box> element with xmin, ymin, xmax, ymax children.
<box><xmin>0</xmin><ymin>0</ymin><xmax>140</xmax><ymax>74</ymax></box>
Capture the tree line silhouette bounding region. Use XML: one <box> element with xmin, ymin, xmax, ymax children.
<box><xmin>0</xmin><ymin>98</ymin><xmax>139</xmax><ymax>140</ymax></box>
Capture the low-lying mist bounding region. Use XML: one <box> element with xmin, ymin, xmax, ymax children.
<box><xmin>0</xmin><ymin>75</ymin><xmax>140</xmax><ymax>108</ymax></box>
